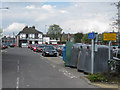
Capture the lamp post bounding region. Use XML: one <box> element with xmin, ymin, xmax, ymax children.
<box><xmin>118</xmin><ymin>1</ymin><xmax>120</xmax><ymax>47</ymax></box>
<box><xmin>45</xmin><ymin>25</ymin><xmax>47</xmax><ymax>37</ymax></box>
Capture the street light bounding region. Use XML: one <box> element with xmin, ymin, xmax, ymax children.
<box><xmin>45</xmin><ymin>25</ymin><xmax>47</xmax><ymax>37</ymax></box>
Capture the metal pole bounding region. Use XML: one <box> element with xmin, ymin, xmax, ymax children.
<box><xmin>91</xmin><ymin>39</ymin><xmax>94</xmax><ymax>74</ymax></box>
<box><xmin>109</xmin><ymin>41</ymin><xmax>111</xmax><ymax>60</ymax></box>
<box><xmin>95</xmin><ymin>34</ymin><xmax>98</xmax><ymax>52</ymax></box>
<box><xmin>118</xmin><ymin>1</ymin><xmax>120</xmax><ymax>47</ymax></box>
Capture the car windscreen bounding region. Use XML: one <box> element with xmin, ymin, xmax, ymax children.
<box><xmin>45</xmin><ymin>46</ymin><xmax>54</xmax><ymax>50</ymax></box>
<box><xmin>37</xmin><ymin>46</ymin><xmax>44</xmax><ymax>48</ymax></box>
<box><xmin>58</xmin><ymin>45</ymin><xmax>64</xmax><ymax>49</ymax></box>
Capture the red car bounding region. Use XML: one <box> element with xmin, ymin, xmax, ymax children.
<box><xmin>36</xmin><ymin>45</ymin><xmax>45</xmax><ymax>52</ymax></box>
<box><xmin>33</xmin><ymin>44</ymin><xmax>39</xmax><ymax>52</ymax></box>
<box><xmin>14</xmin><ymin>44</ymin><xmax>16</xmax><ymax>46</ymax></box>
<box><xmin>28</xmin><ymin>44</ymin><xmax>31</xmax><ymax>48</ymax></box>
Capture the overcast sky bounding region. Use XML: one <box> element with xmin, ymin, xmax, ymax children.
<box><xmin>0</xmin><ymin>0</ymin><xmax>119</xmax><ymax>36</ymax></box>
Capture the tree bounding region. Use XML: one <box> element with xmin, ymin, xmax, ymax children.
<box><xmin>74</xmin><ymin>32</ymin><xmax>83</xmax><ymax>43</ymax></box>
<box><xmin>0</xmin><ymin>28</ymin><xmax>3</xmax><ymax>37</ymax></box>
<box><xmin>81</xmin><ymin>33</ymin><xmax>91</xmax><ymax>44</ymax></box>
<box><xmin>48</xmin><ymin>24</ymin><xmax>63</xmax><ymax>40</ymax></box>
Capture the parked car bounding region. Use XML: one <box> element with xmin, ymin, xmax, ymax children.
<box><xmin>36</xmin><ymin>45</ymin><xmax>45</xmax><ymax>52</ymax></box>
<box><xmin>30</xmin><ymin>44</ymin><xmax>36</xmax><ymax>50</ymax></box>
<box><xmin>13</xmin><ymin>43</ymin><xmax>16</xmax><ymax>47</ymax></box>
<box><xmin>2</xmin><ymin>44</ymin><xmax>6</xmax><ymax>49</ymax></box>
<box><xmin>9</xmin><ymin>43</ymin><xmax>14</xmax><ymax>47</ymax></box>
<box><xmin>21</xmin><ymin>43</ymin><xmax>28</xmax><ymax>47</ymax></box>
<box><xmin>28</xmin><ymin>44</ymin><xmax>31</xmax><ymax>48</ymax></box>
<box><xmin>56</xmin><ymin>45</ymin><xmax>64</xmax><ymax>56</ymax></box>
<box><xmin>2</xmin><ymin>44</ymin><xmax>8</xmax><ymax>49</ymax></box>
<box><xmin>42</xmin><ymin>45</ymin><xmax>57</xmax><ymax>57</ymax></box>
<box><xmin>112</xmin><ymin>46</ymin><xmax>119</xmax><ymax>57</ymax></box>
<box><xmin>33</xmin><ymin>44</ymin><xmax>40</xmax><ymax>52</ymax></box>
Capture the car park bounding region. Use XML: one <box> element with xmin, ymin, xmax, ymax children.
<box><xmin>42</xmin><ymin>45</ymin><xmax>57</xmax><ymax>57</ymax></box>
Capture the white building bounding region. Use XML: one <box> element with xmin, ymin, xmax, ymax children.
<box><xmin>16</xmin><ymin>26</ymin><xmax>43</xmax><ymax>47</ymax></box>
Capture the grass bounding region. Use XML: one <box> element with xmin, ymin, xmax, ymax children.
<box><xmin>87</xmin><ymin>72</ymin><xmax>120</xmax><ymax>84</ymax></box>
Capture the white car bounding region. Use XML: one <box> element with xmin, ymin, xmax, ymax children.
<box><xmin>21</xmin><ymin>43</ymin><xmax>28</xmax><ymax>47</ymax></box>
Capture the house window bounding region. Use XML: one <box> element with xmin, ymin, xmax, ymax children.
<box><xmin>38</xmin><ymin>34</ymin><xmax>42</xmax><ymax>38</ymax></box>
<box><xmin>29</xmin><ymin>34</ymin><xmax>35</xmax><ymax>38</ymax></box>
<box><xmin>20</xmin><ymin>34</ymin><xmax>26</xmax><ymax>39</ymax></box>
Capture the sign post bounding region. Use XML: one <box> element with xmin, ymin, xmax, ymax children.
<box><xmin>88</xmin><ymin>32</ymin><xmax>95</xmax><ymax>74</ymax></box>
<box><xmin>103</xmin><ymin>33</ymin><xmax>116</xmax><ymax>60</ymax></box>
<box><xmin>108</xmin><ymin>41</ymin><xmax>111</xmax><ymax>60</ymax></box>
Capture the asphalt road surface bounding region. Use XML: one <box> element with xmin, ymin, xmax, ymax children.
<box><xmin>2</xmin><ymin>47</ymin><xmax>96</xmax><ymax>88</ymax></box>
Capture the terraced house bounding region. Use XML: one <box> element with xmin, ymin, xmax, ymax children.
<box><xmin>16</xmin><ymin>26</ymin><xmax>43</xmax><ymax>47</ymax></box>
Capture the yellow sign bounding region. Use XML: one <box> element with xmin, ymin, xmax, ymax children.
<box><xmin>103</xmin><ymin>33</ymin><xmax>116</xmax><ymax>41</ymax></box>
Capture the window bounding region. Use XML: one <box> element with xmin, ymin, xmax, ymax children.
<box><xmin>29</xmin><ymin>34</ymin><xmax>35</xmax><ymax>38</ymax></box>
<box><xmin>20</xmin><ymin>34</ymin><xmax>26</xmax><ymax>39</ymax></box>
<box><xmin>38</xmin><ymin>34</ymin><xmax>42</xmax><ymax>38</ymax></box>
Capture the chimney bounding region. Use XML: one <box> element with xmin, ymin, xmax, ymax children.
<box><xmin>23</xmin><ymin>26</ymin><xmax>28</xmax><ymax>30</ymax></box>
<box><xmin>32</xmin><ymin>26</ymin><xmax>35</xmax><ymax>29</ymax></box>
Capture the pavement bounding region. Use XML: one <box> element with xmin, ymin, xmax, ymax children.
<box><xmin>2</xmin><ymin>47</ymin><xmax>98</xmax><ymax>88</ymax></box>
<box><xmin>39</xmin><ymin>51</ymin><xmax>119</xmax><ymax>89</ymax></box>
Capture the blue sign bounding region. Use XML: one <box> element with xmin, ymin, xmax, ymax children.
<box><xmin>88</xmin><ymin>33</ymin><xmax>95</xmax><ymax>39</ymax></box>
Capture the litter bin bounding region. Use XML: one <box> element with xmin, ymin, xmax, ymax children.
<box><xmin>78</xmin><ymin>45</ymin><xmax>112</xmax><ymax>74</ymax></box>
<box><xmin>63</xmin><ymin>46</ymin><xmax>66</xmax><ymax>62</ymax></box>
<box><xmin>65</xmin><ymin>41</ymin><xmax>74</xmax><ymax>66</ymax></box>
<box><xmin>77</xmin><ymin>44</ymin><xmax>87</xmax><ymax>71</ymax></box>
<box><xmin>70</xmin><ymin>43</ymin><xmax>82</xmax><ymax>67</ymax></box>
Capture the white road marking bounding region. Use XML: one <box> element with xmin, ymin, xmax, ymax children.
<box><xmin>16</xmin><ymin>60</ymin><xmax>20</xmax><ymax>88</ymax></box>
<box><xmin>1</xmin><ymin>50</ymin><xmax>7</xmax><ymax>53</ymax></box>
<box><xmin>17</xmin><ymin>60</ymin><xmax>20</xmax><ymax>65</ymax></box>
<box><xmin>59</xmin><ymin>68</ymin><xmax>77</xmax><ymax>79</ymax></box>
<box><xmin>50</xmin><ymin>64</ymin><xmax>56</xmax><ymax>68</ymax></box>
<box><xmin>16</xmin><ymin>77</ymin><xmax>19</xmax><ymax>89</ymax></box>
<box><xmin>17</xmin><ymin>65</ymin><xmax>20</xmax><ymax>73</ymax></box>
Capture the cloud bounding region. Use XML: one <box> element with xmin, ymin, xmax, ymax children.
<box><xmin>3</xmin><ymin>22</ymin><xmax>25</xmax><ymax>35</ymax></box>
<box><xmin>2</xmin><ymin>0</ymin><xmax>119</xmax><ymax>2</ymax></box>
<box><xmin>41</xmin><ymin>5</ymin><xmax>54</xmax><ymax>10</ymax></box>
<box><xmin>2</xmin><ymin>2</ymin><xmax>117</xmax><ymax>35</ymax></box>
<box><xmin>59</xmin><ymin>10</ymin><xmax>68</xmax><ymax>13</ymax></box>
<box><xmin>60</xmin><ymin>13</ymin><xmax>114</xmax><ymax>34</ymax></box>
<box><xmin>26</xmin><ymin>5</ymin><xmax>36</xmax><ymax>9</ymax></box>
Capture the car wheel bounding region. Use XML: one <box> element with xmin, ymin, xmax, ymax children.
<box><xmin>54</xmin><ymin>54</ymin><xmax>57</xmax><ymax>57</ymax></box>
<box><xmin>43</xmin><ymin>53</ymin><xmax>46</xmax><ymax>57</ymax></box>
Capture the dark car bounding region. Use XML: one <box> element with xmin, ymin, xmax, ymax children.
<box><xmin>42</xmin><ymin>45</ymin><xmax>57</xmax><ymax>57</ymax></box>
<box><xmin>56</xmin><ymin>45</ymin><xmax>64</xmax><ymax>56</ymax></box>
<box><xmin>36</xmin><ymin>45</ymin><xmax>45</xmax><ymax>52</ymax></box>
<box><xmin>9</xmin><ymin>43</ymin><xmax>14</xmax><ymax>47</ymax></box>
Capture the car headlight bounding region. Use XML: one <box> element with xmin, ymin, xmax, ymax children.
<box><xmin>46</xmin><ymin>52</ymin><xmax>49</xmax><ymax>53</ymax></box>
